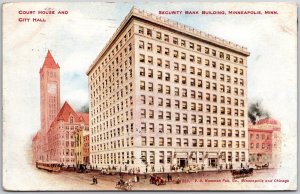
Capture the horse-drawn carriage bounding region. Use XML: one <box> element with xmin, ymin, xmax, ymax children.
<box><xmin>231</xmin><ymin>168</ymin><xmax>254</xmax><ymax>178</ymax></box>
<box><xmin>150</xmin><ymin>175</ymin><xmax>167</xmax><ymax>186</ymax></box>
<box><xmin>255</xmin><ymin>163</ymin><xmax>269</xmax><ymax>169</ymax></box>
<box><xmin>115</xmin><ymin>179</ymin><xmax>132</xmax><ymax>190</ymax></box>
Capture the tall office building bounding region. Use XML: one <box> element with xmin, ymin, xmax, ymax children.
<box><xmin>87</xmin><ymin>8</ymin><xmax>250</xmax><ymax>173</ymax></box>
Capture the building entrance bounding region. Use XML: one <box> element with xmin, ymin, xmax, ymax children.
<box><xmin>178</xmin><ymin>158</ymin><xmax>187</xmax><ymax>168</ymax></box>
<box><xmin>208</xmin><ymin>158</ymin><xmax>217</xmax><ymax>168</ymax></box>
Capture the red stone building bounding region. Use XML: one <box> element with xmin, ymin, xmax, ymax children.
<box><xmin>47</xmin><ymin>102</ymin><xmax>89</xmax><ymax>166</ymax></box>
<box><xmin>248</xmin><ymin>118</ymin><xmax>281</xmax><ymax>168</ymax></box>
<box><xmin>32</xmin><ymin>50</ymin><xmax>60</xmax><ymax>162</ymax></box>
<box><xmin>32</xmin><ymin>51</ymin><xmax>89</xmax><ymax>166</ymax></box>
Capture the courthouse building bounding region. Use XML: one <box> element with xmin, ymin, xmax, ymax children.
<box><xmin>32</xmin><ymin>51</ymin><xmax>89</xmax><ymax>166</ymax></box>
<box><xmin>87</xmin><ymin>8</ymin><xmax>250</xmax><ymax>172</ymax></box>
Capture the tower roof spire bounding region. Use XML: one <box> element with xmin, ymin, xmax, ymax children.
<box><xmin>40</xmin><ymin>50</ymin><xmax>60</xmax><ymax>73</ymax></box>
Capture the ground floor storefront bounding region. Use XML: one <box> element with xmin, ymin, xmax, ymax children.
<box><xmin>90</xmin><ymin>149</ymin><xmax>249</xmax><ymax>173</ymax></box>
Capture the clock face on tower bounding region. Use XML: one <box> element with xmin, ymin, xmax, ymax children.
<box><xmin>47</xmin><ymin>83</ymin><xmax>57</xmax><ymax>94</ymax></box>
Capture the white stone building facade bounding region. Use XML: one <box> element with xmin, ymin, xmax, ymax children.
<box><xmin>87</xmin><ymin>8</ymin><xmax>250</xmax><ymax>173</ymax></box>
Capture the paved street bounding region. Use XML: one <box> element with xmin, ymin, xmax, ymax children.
<box><xmin>34</xmin><ymin>167</ymin><xmax>283</xmax><ymax>191</ymax></box>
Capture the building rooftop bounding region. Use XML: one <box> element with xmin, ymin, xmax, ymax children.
<box><xmin>39</xmin><ymin>50</ymin><xmax>60</xmax><ymax>73</ymax></box>
<box><xmin>87</xmin><ymin>7</ymin><xmax>250</xmax><ymax>74</ymax></box>
<box><xmin>48</xmin><ymin>101</ymin><xmax>89</xmax><ymax>132</ymax></box>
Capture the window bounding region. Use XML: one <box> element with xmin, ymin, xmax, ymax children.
<box><xmin>196</xmin><ymin>44</ymin><xmax>201</xmax><ymax>52</ymax></box>
<box><xmin>181</xmin><ymin>52</ymin><xmax>186</xmax><ymax>60</ymax></box>
<box><xmin>205</xmin><ymin>59</ymin><xmax>210</xmax><ymax>66</ymax></box>
<box><xmin>139</xmin><ymin>41</ymin><xmax>144</xmax><ymax>49</ymax></box>
<box><xmin>199</xmin><ymin>127</ymin><xmax>204</xmax><ymax>136</ymax></box>
<box><xmin>147</xmin><ymin>43</ymin><xmax>153</xmax><ymax>51</ymax></box>
<box><xmin>139</xmin><ymin>54</ymin><xmax>145</xmax><ymax>63</ymax></box>
<box><xmin>220</xmin><ymin>52</ymin><xmax>224</xmax><ymax>59</ymax></box>
<box><xmin>157</xmin><ymin>58</ymin><xmax>162</xmax><ymax>67</ymax></box>
<box><xmin>157</xmin><ymin>71</ymin><xmax>162</xmax><ymax>79</ymax></box>
<box><xmin>199</xmin><ymin>139</ymin><xmax>204</xmax><ymax>147</ymax></box>
<box><xmin>174</xmin><ymin>50</ymin><xmax>178</xmax><ymax>58</ymax></box>
<box><xmin>150</xmin><ymin>151</ymin><xmax>155</xmax><ymax>164</ymax></box>
<box><xmin>141</xmin><ymin>151</ymin><xmax>147</xmax><ymax>163</ymax></box>
<box><xmin>226</xmin><ymin>54</ymin><xmax>230</xmax><ymax>60</ymax></box>
<box><xmin>190</xmin><ymin>42</ymin><xmax>194</xmax><ymax>49</ymax></box>
<box><xmin>159</xmin><ymin>138</ymin><xmax>164</xmax><ymax>146</ymax></box>
<box><xmin>234</xmin><ymin>57</ymin><xmax>238</xmax><ymax>63</ymax></box>
<box><xmin>165</xmin><ymin>48</ymin><xmax>170</xmax><ymax>55</ymax></box>
<box><xmin>139</xmin><ymin>26</ymin><xmax>144</xmax><ymax>34</ymax></box>
<box><xmin>165</xmin><ymin>61</ymin><xmax>170</xmax><ymax>69</ymax></box>
<box><xmin>205</xmin><ymin>47</ymin><xmax>209</xmax><ymax>54</ymax></box>
<box><xmin>148</xmin><ymin>56</ymin><xmax>153</xmax><ymax>65</ymax></box>
<box><xmin>207</xmin><ymin>128</ymin><xmax>211</xmax><ymax>136</ymax></box>
<box><xmin>174</xmin><ymin>62</ymin><xmax>179</xmax><ymax>70</ymax></box>
<box><xmin>148</xmin><ymin>82</ymin><xmax>153</xmax><ymax>92</ymax></box>
<box><xmin>167</xmin><ymin>138</ymin><xmax>172</xmax><ymax>146</ymax></box>
<box><xmin>183</xmin><ymin>138</ymin><xmax>188</xmax><ymax>147</ymax></box>
<box><xmin>147</xmin><ymin>29</ymin><xmax>152</xmax><ymax>36</ymax></box>
<box><xmin>159</xmin><ymin>151</ymin><xmax>164</xmax><ymax>164</ymax></box>
<box><xmin>228</xmin><ymin>141</ymin><xmax>232</xmax><ymax>148</ymax></box>
<box><xmin>173</xmin><ymin>37</ymin><xmax>178</xmax><ymax>45</ymax></box>
<box><xmin>149</xmin><ymin>137</ymin><xmax>155</xmax><ymax>146</ymax></box>
<box><xmin>156</xmin><ymin>32</ymin><xmax>161</xmax><ymax>39</ymax></box>
<box><xmin>214</xmin><ymin>140</ymin><xmax>218</xmax><ymax>147</ymax></box>
<box><xmin>176</xmin><ymin>138</ymin><xmax>181</xmax><ymax>146</ymax></box>
<box><xmin>166</xmin><ymin>86</ymin><xmax>171</xmax><ymax>94</ymax></box>
<box><xmin>239</xmin><ymin>58</ymin><xmax>244</xmax><ymax>64</ymax></box>
<box><xmin>197</xmin><ymin>57</ymin><xmax>201</xmax><ymax>64</ymax></box>
<box><xmin>157</xmin><ymin>46</ymin><xmax>162</xmax><ymax>54</ymax></box>
<box><xmin>140</xmin><ymin>95</ymin><xmax>146</xmax><ymax>104</ymax></box>
<box><xmin>212</xmin><ymin>49</ymin><xmax>216</xmax><ymax>56</ymax></box>
<box><xmin>164</xmin><ymin>34</ymin><xmax>169</xmax><ymax>42</ymax></box>
<box><xmin>181</xmin><ymin>40</ymin><xmax>186</xmax><ymax>47</ymax></box>
<box><xmin>141</xmin><ymin>137</ymin><xmax>147</xmax><ymax>146</ymax></box>
<box><xmin>190</xmin><ymin>67</ymin><xmax>195</xmax><ymax>74</ymax></box>
<box><xmin>140</xmin><ymin>81</ymin><xmax>145</xmax><ymax>90</ymax></box>
<box><xmin>158</xmin><ymin>98</ymin><xmax>163</xmax><ymax>106</ymax></box>
<box><xmin>148</xmin><ymin>69</ymin><xmax>153</xmax><ymax>78</ymax></box>
<box><xmin>141</xmin><ymin>109</ymin><xmax>146</xmax><ymax>118</ymax></box>
<box><xmin>207</xmin><ymin>140</ymin><xmax>211</xmax><ymax>147</ymax></box>
<box><xmin>190</xmin><ymin>55</ymin><xmax>195</xmax><ymax>62</ymax></box>
<box><xmin>158</xmin><ymin>84</ymin><xmax>163</xmax><ymax>93</ymax></box>
<box><xmin>149</xmin><ymin>110</ymin><xmax>154</xmax><ymax>118</ymax></box>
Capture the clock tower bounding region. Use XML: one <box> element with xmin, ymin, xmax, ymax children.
<box><xmin>39</xmin><ymin>50</ymin><xmax>60</xmax><ymax>133</ymax></box>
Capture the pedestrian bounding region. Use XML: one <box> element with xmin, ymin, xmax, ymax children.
<box><xmin>92</xmin><ymin>176</ymin><xmax>98</xmax><ymax>185</ymax></box>
<box><xmin>137</xmin><ymin>175</ymin><xmax>140</xmax><ymax>182</ymax></box>
<box><xmin>134</xmin><ymin>175</ymin><xmax>137</xmax><ymax>182</ymax></box>
<box><xmin>240</xmin><ymin>163</ymin><xmax>243</xmax><ymax>168</ymax></box>
<box><xmin>167</xmin><ymin>173</ymin><xmax>170</xmax><ymax>182</ymax></box>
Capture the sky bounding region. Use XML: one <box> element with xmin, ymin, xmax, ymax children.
<box><xmin>2</xmin><ymin>2</ymin><xmax>297</xmax><ymax>190</ymax></box>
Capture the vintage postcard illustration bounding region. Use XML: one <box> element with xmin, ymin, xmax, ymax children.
<box><xmin>2</xmin><ymin>1</ymin><xmax>297</xmax><ymax>191</ymax></box>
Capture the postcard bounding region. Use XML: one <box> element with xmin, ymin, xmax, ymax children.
<box><xmin>2</xmin><ymin>1</ymin><xmax>297</xmax><ymax>191</ymax></box>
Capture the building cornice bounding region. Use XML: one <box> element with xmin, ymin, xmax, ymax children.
<box><xmin>87</xmin><ymin>7</ymin><xmax>250</xmax><ymax>75</ymax></box>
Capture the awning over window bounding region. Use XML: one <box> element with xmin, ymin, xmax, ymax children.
<box><xmin>208</xmin><ymin>153</ymin><xmax>218</xmax><ymax>158</ymax></box>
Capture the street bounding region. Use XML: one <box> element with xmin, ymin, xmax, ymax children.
<box><xmin>34</xmin><ymin>167</ymin><xmax>284</xmax><ymax>190</ymax></box>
